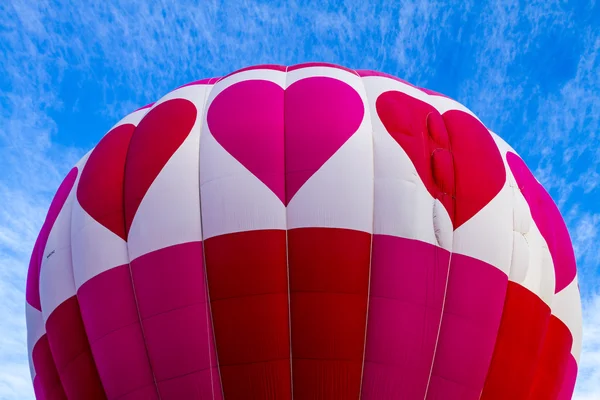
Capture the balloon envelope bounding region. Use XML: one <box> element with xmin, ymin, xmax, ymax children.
<box><xmin>26</xmin><ymin>63</ymin><xmax>582</xmax><ymax>400</ymax></box>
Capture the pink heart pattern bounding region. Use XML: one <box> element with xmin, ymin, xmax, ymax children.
<box><xmin>124</xmin><ymin>99</ymin><xmax>197</xmax><ymax>236</ymax></box>
<box><xmin>79</xmin><ymin>100</ymin><xmax>197</xmax><ymax>240</ymax></box>
<box><xmin>506</xmin><ymin>152</ymin><xmax>576</xmax><ymax>293</ymax></box>
<box><xmin>78</xmin><ymin>124</ymin><xmax>135</xmax><ymax>241</ymax></box>
<box><xmin>207</xmin><ymin>76</ymin><xmax>364</xmax><ymax>205</ymax></box>
<box><xmin>376</xmin><ymin>90</ymin><xmax>506</xmax><ymax>230</ymax></box>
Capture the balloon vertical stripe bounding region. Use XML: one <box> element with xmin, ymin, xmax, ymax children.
<box><xmin>74</xmin><ymin>118</ymin><xmax>158</xmax><ymax>399</ymax></box>
<box><xmin>201</xmin><ymin>68</ymin><xmax>291</xmax><ymax>399</ymax></box>
<box><xmin>285</xmin><ymin>65</ymin><xmax>374</xmax><ymax>400</ymax></box>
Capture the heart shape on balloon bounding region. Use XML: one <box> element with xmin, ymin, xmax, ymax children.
<box><xmin>78</xmin><ymin>99</ymin><xmax>197</xmax><ymax>240</ymax></box>
<box><xmin>123</xmin><ymin>99</ymin><xmax>197</xmax><ymax>236</ymax></box>
<box><xmin>376</xmin><ymin>90</ymin><xmax>506</xmax><ymax>230</ymax></box>
<box><xmin>207</xmin><ymin>77</ymin><xmax>365</xmax><ymax>206</ymax></box>
<box><xmin>78</xmin><ymin>124</ymin><xmax>136</xmax><ymax>241</ymax></box>
<box><xmin>506</xmin><ymin>152</ymin><xmax>575</xmax><ymax>293</ymax></box>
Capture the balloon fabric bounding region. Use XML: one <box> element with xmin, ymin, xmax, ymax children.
<box><xmin>25</xmin><ymin>63</ymin><xmax>582</xmax><ymax>400</ymax></box>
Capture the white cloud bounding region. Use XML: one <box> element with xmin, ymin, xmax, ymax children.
<box><xmin>0</xmin><ymin>5</ymin><xmax>85</xmax><ymax>392</ymax></box>
<box><xmin>566</xmin><ymin>209</ymin><xmax>600</xmax><ymax>296</ymax></box>
<box><xmin>391</xmin><ymin>0</ymin><xmax>462</xmax><ymax>81</ymax></box>
<box><xmin>574</xmin><ymin>293</ymin><xmax>600</xmax><ymax>399</ymax></box>
<box><xmin>0</xmin><ymin>99</ymin><xmax>82</xmax><ymax>400</ymax></box>
<box><xmin>532</xmin><ymin>32</ymin><xmax>600</xmax><ymax>203</ymax></box>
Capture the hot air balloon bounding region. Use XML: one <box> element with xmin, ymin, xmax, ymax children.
<box><xmin>25</xmin><ymin>63</ymin><xmax>582</xmax><ymax>400</ymax></box>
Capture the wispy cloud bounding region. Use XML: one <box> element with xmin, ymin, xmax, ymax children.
<box><xmin>0</xmin><ymin>96</ymin><xmax>83</xmax><ymax>400</ymax></box>
<box><xmin>533</xmin><ymin>32</ymin><xmax>600</xmax><ymax>207</ymax></box>
<box><xmin>574</xmin><ymin>293</ymin><xmax>600</xmax><ymax>400</ymax></box>
<box><xmin>568</xmin><ymin>208</ymin><xmax>600</xmax><ymax>291</ymax></box>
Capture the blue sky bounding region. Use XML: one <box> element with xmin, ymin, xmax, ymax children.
<box><xmin>0</xmin><ymin>0</ymin><xmax>598</xmax><ymax>398</ymax></box>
